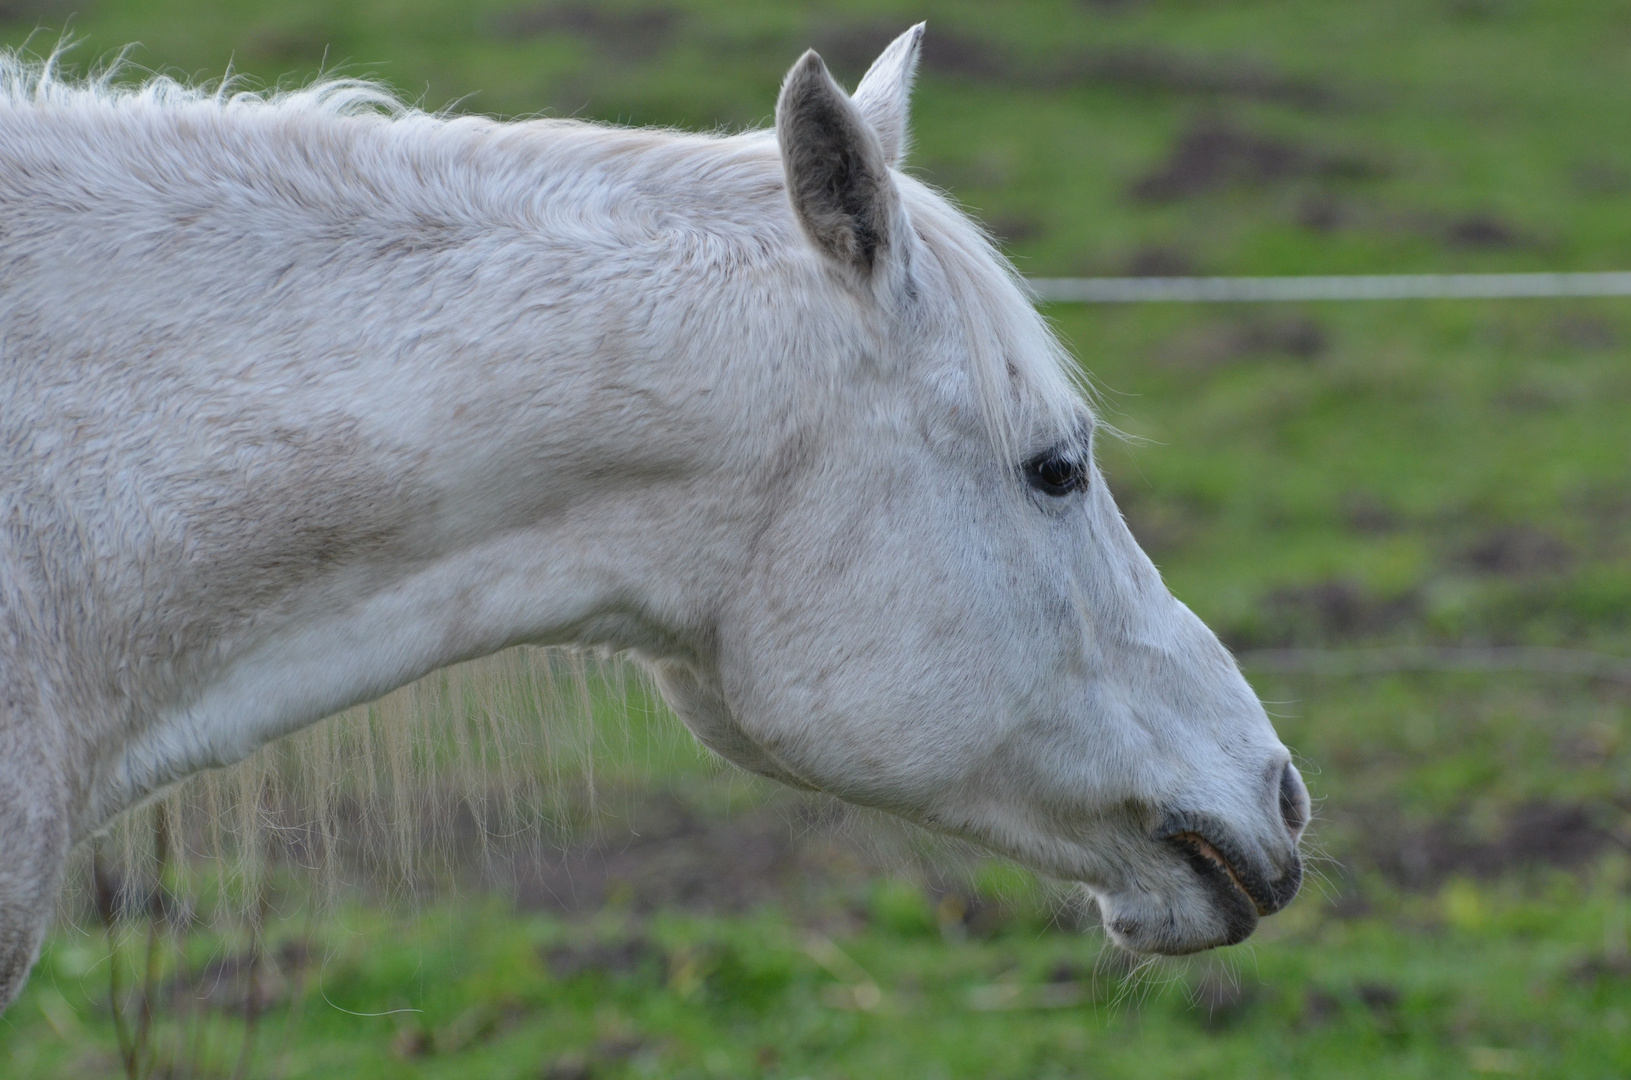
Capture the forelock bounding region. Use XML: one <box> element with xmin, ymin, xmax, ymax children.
<box><xmin>897</xmin><ymin>175</ymin><xmax>1088</xmax><ymax>457</ymax></box>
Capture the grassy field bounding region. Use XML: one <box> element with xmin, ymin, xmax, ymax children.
<box><xmin>3</xmin><ymin>1</ymin><xmax>1631</xmax><ymax>1077</ymax></box>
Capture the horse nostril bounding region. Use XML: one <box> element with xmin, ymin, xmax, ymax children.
<box><xmin>1278</xmin><ymin>762</ymin><xmax>1309</xmax><ymax>837</ymax></box>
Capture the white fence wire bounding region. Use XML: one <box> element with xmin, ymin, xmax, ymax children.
<box><xmin>1025</xmin><ymin>271</ymin><xmax>1631</xmax><ymax>303</ymax></box>
<box><xmin>1237</xmin><ymin>646</ymin><xmax>1631</xmax><ymax>684</ymax></box>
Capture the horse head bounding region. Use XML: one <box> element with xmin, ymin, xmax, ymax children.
<box><xmin>653</xmin><ymin>26</ymin><xmax>1307</xmax><ymax>954</ymax></box>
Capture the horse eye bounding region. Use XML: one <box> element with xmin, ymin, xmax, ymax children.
<box><xmin>1023</xmin><ymin>451</ymin><xmax>1085</xmax><ymax>497</ymax></box>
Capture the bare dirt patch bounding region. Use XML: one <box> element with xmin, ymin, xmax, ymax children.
<box><xmin>1121</xmin><ymin>245</ymin><xmax>1197</xmax><ymax>277</ymax></box>
<box><xmin>1294</xmin><ymin>194</ymin><xmax>1352</xmax><ymax>232</ymax></box>
<box><xmin>985</xmin><ymin>213</ymin><xmax>1045</xmax><ymax>248</ymax></box>
<box><xmin>1344</xmin><ymin>496</ymin><xmax>1402</xmax><ymax>535</ymax></box>
<box><xmin>1130</xmin><ymin>117</ymin><xmax>1378</xmax><ymax>202</ymax></box>
<box><xmin>811</xmin><ymin>22</ymin><xmax>993</xmax><ymax>83</ymax></box>
<box><xmin>1455</xmin><ymin>526</ymin><xmax>1575</xmax><ymax>577</ymax></box>
<box><xmin>489</xmin><ymin>792</ymin><xmax>1073</xmax><ymax>937</ymax></box>
<box><xmin>1231</xmin><ymin>579</ymin><xmax>1422</xmax><ymax>648</ymax></box>
<box><xmin>1113</xmin><ymin>490</ymin><xmax>1203</xmax><ymax>558</ymax></box>
<box><xmin>142</xmin><ymin>939</ymin><xmax>313</xmax><ymax>1019</ymax></box>
<box><xmin>1356</xmin><ymin>800</ymin><xmax>1624</xmax><ymax>888</ymax></box>
<box><xmin>1292</xmin><ymin>198</ymin><xmax>1539</xmax><ymax>251</ymax></box>
<box><xmin>811</xmin><ymin>22</ymin><xmax>1337</xmax><ymax>109</ymax></box>
<box><xmin>542</xmin><ymin>935</ymin><xmax>666</xmax><ymax>981</ymax></box>
<box><xmin>1550</xmin><ymin>314</ymin><xmax>1619</xmax><ymax>351</ymax></box>
<box><xmin>491</xmin><ymin>3</ymin><xmax>682</xmax><ymax>60</ymax></box>
<box><xmin>504</xmin><ymin>794</ymin><xmax>815</xmax><ymax>914</ymax></box>
<box><xmin>0</xmin><ymin>0</ymin><xmax>72</xmax><ymax>22</ymax></box>
<box><xmin>1573</xmin><ymin>160</ymin><xmax>1631</xmax><ymax>196</ymax></box>
<box><xmin>1156</xmin><ymin>314</ymin><xmax>1328</xmax><ymax>369</ymax></box>
<box><xmin>1190</xmin><ymin>971</ymin><xmax>1258</xmax><ymax>1030</ymax></box>
<box><xmin>1402</xmin><ymin>207</ymin><xmax>1538</xmax><ymax>250</ymax></box>
<box><xmin>1443</xmin><ymin>211</ymin><xmax>1523</xmax><ymax>248</ymax></box>
<box><xmin>542</xmin><ymin>1040</ymin><xmax>647</xmax><ymax>1080</ymax></box>
<box><xmin>1054</xmin><ymin>48</ymin><xmax>1336</xmax><ymax>109</ymax></box>
<box><xmin>242</xmin><ymin>23</ymin><xmax>337</xmax><ymax>66</ymax></box>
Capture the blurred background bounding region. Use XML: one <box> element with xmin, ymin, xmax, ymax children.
<box><xmin>3</xmin><ymin>1</ymin><xmax>1631</xmax><ymax>1077</ymax></box>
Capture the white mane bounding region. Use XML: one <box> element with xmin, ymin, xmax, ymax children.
<box><xmin>0</xmin><ymin>50</ymin><xmax>1082</xmax><ymax>452</ymax></box>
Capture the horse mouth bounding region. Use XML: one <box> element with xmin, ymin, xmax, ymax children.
<box><xmin>1161</xmin><ymin>816</ymin><xmax>1301</xmax><ymax>922</ymax></box>
<box><xmin>1170</xmin><ymin>831</ymin><xmax>1271</xmax><ymax>916</ymax></box>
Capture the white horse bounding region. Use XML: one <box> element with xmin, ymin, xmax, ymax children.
<box><xmin>0</xmin><ymin>26</ymin><xmax>1307</xmax><ymax>1010</ymax></box>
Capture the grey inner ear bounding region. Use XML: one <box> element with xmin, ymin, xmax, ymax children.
<box><xmin>778</xmin><ymin>55</ymin><xmax>893</xmax><ymax>273</ymax></box>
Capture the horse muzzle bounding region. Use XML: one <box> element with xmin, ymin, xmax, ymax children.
<box><xmin>1097</xmin><ymin>762</ymin><xmax>1308</xmax><ymax>956</ymax></box>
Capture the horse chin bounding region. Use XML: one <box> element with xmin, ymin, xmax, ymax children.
<box><xmin>1094</xmin><ymin>876</ymin><xmax>1260</xmax><ymax>956</ymax></box>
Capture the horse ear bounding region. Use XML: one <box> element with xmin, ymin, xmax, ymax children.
<box><xmin>853</xmin><ymin>23</ymin><xmax>924</xmax><ymax>168</ymax></box>
<box><xmin>776</xmin><ymin>49</ymin><xmax>897</xmax><ymax>276</ymax></box>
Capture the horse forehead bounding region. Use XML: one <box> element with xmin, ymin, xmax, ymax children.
<box><xmin>893</xmin><ymin>233</ymin><xmax>1084</xmax><ymax>436</ymax></box>
<box><xmin>902</xmin><ymin>322</ymin><xmax>1090</xmax><ymax>451</ymax></box>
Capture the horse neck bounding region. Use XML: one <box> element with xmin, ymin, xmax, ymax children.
<box><xmin>2</xmin><ymin>106</ymin><xmax>822</xmax><ymax>825</ymax></box>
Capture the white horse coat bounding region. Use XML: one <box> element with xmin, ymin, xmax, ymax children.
<box><xmin>0</xmin><ymin>27</ymin><xmax>1307</xmax><ymax>1009</ymax></box>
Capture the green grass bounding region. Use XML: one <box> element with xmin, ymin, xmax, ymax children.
<box><xmin>9</xmin><ymin>875</ymin><xmax>1631</xmax><ymax>1079</ymax></box>
<box><xmin>3</xmin><ymin>0</ymin><xmax>1631</xmax><ymax>1076</ymax></box>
